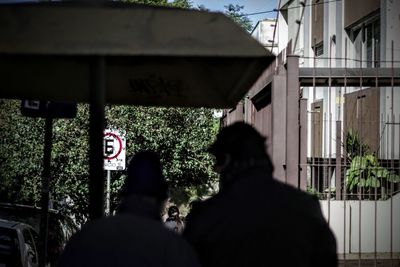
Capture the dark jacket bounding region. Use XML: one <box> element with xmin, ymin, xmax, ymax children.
<box><xmin>59</xmin><ymin>196</ymin><xmax>201</xmax><ymax>267</ymax></box>
<box><xmin>184</xmin><ymin>166</ymin><xmax>337</xmax><ymax>267</ymax></box>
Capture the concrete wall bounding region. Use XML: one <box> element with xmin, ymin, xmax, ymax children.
<box><xmin>320</xmin><ymin>193</ymin><xmax>400</xmax><ymax>255</ymax></box>
<box><xmin>380</xmin><ymin>0</ymin><xmax>400</xmax><ymax>159</ymax></box>
<box><xmin>251</xmin><ymin>19</ymin><xmax>278</xmax><ymax>53</ymax></box>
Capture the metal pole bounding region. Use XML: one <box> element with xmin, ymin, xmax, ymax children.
<box><xmin>89</xmin><ymin>56</ymin><xmax>106</xmax><ymax>220</ymax></box>
<box><xmin>358</xmin><ymin>39</ymin><xmax>363</xmax><ymax>267</ymax></box>
<box><xmin>106</xmin><ymin>170</ymin><xmax>111</xmax><ymax>216</ymax></box>
<box><xmin>328</xmin><ymin>36</ymin><xmax>333</xmax><ymax>225</ymax></box>
<box><xmin>39</xmin><ymin>116</ymin><xmax>53</xmax><ymax>267</ymax></box>
<box><xmin>336</xmin><ymin>121</ymin><xmax>342</xmax><ymax>200</ymax></box>
<box><xmin>374</xmin><ymin>42</ymin><xmax>379</xmax><ymax>267</ymax></box>
<box><xmin>343</xmin><ymin>37</ymin><xmax>348</xmax><ymax>264</ymax></box>
<box><xmin>390</xmin><ymin>40</ymin><xmax>394</xmax><ymax>266</ymax></box>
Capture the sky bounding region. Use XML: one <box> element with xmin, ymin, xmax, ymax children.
<box><xmin>190</xmin><ymin>0</ymin><xmax>278</xmax><ymax>29</ymax></box>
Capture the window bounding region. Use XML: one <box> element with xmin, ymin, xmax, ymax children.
<box><xmin>314</xmin><ymin>42</ymin><xmax>324</xmax><ymax>57</ymax></box>
<box><xmin>348</xmin><ymin>14</ymin><xmax>380</xmax><ymax>68</ymax></box>
<box><xmin>365</xmin><ymin>19</ymin><xmax>380</xmax><ymax>67</ymax></box>
<box><xmin>311</xmin><ymin>0</ymin><xmax>323</xmax><ymax>47</ymax></box>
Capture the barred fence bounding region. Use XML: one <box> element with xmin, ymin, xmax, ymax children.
<box><xmin>221</xmin><ymin>41</ymin><xmax>400</xmax><ymax>266</ymax></box>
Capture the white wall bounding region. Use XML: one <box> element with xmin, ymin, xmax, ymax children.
<box><xmin>380</xmin><ymin>0</ymin><xmax>400</xmax><ymax>159</ymax></box>
<box><xmin>288</xmin><ymin>0</ymin><xmax>303</xmax><ymax>54</ymax></box>
<box><xmin>320</xmin><ymin>193</ymin><xmax>400</xmax><ymax>255</ymax></box>
<box><xmin>277</xmin><ymin>3</ymin><xmax>289</xmax><ymax>55</ymax></box>
<box><xmin>251</xmin><ymin>19</ymin><xmax>278</xmax><ymax>54</ymax></box>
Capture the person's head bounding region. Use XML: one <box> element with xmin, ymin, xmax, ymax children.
<box><xmin>208</xmin><ymin>122</ymin><xmax>273</xmax><ymax>186</ymax></box>
<box><xmin>121</xmin><ymin>150</ymin><xmax>168</xmax><ymax>203</ymax></box>
<box><xmin>167</xmin><ymin>205</ymin><xmax>180</xmax><ymax>218</ymax></box>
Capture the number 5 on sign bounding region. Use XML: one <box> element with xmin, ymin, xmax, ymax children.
<box><xmin>103</xmin><ymin>129</ymin><xmax>126</xmax><ymax>171</ymax></box>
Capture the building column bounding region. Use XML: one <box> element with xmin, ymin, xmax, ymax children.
<box><xmin>286</xmin><ymin>55</ymin><xmax>300</xmax><ymax>188</ymax></box>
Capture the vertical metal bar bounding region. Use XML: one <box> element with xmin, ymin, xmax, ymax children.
<box><xmin>89</xmin><ymin>56</ymin><xmax>106</xmax><ymax>220</ymax></box>
<box><xmin>106</xmin><ymin>170</ymin><xmax>111</xmax><ymax>216</ymax></box>
<box><xmin>310</xmin><ymin>108</ymin><xmax>314</xmax><ymax>190</ymax></box>
<box><xmin>336</xmin><ymin>121</ymin><xmax>342</xmax><ymax>200</ymax></box>
<box><xmin>358</xmin><ymin>40</ymin><xmax>363</xmax><ymax>267</ymax></box>
<box><xmin>343</xmin><ymin>37</ymin><xmax>348</xmax><ymax>264</ymax></box>
<box><xmin>327</xmin><ymin>37</ymin><xmax>332</xmax><ymax>225</ymax></box>
<box><xmin>328</xmin><ymin>113</ymin><xmax>331</xmax><ymax>224</ymax></box>
<box><xmin>39</xmin><ymin>116</ymin><xmax>53</xmax><ymax>267</ymax></box>
<box><xmin>312</xmin><ymin>42</ymin><xmax>316</xmax><ymax>193</ymax></box>
<box><xmin>300</xmin><ymin>99</ymin><xmax>308</xmax><ymax>190</ymax></box>
<box><xmin>374</xmin><ymin>46</ymin><xmax>379</xmax><ymax>267</ymax></box>
<box><xmin>387</xmin><ymin>114</ymin><xmax>390</xmax><ymax>199</ymax></box>
<box><xmin>390</xmin><ymin>40</ymin><xmax>394</xmax><ymax>266</ymax></box>
<box><xmin>398</xmin><ymin>114</ymin><xmax>400</xmax><ymax>267</ymax></box>
<box><xmin>374</xmin><ymin>187</ymin><xmax>377</xmax><ymax>267</ymax></box>
<box><xmin>323</xmin><ymin>112</ymin><xmax>327</xmax><ymax>198</ymax></box>
<box><xmin>358</xmin><ymin>186</ymin><xmax>362</xmax><ymax>267</ymax></box>
<box><xmin>317</xmin><ymin>158</ymin><xmax>320</xmax><ymax>197</ymax></box>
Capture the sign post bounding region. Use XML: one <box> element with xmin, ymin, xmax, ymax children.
<box><xmin>103</xmin><ymin>129</ymin><xmax>126</xmax><ymax>215</ymax></box>
<box><xmin>20</xmin><ymin>100</ymin><xmax>77</xmax><ymax>267</ymax></box>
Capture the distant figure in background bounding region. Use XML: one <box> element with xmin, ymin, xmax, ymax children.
<box><xmin>59</xmin><ymin>151</ymin><xmax>200</xmax><ymax>267</ymax></box>
<box><xmin>165</xmin><ymin>205</ymin><xmax>184</xmax><ymax>234</ymax></box>
<box><xmin>184</xmin><ymin>122</ymin><xmax>337</xmax><ymax>267</ymax></box>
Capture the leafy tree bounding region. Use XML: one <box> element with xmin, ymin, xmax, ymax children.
<box><xmin>224</xmin><ymin>4</ymin><xmax>253</xmax><ymax>32</ymax></box>
<box><xmin>0</xmin><ymin>100</ymin><xmax>44</xmax><ymax>205</ymax></box>
<box><xmin>105</xmin><ymin>106</ymin><xmax>219</xmax><ymax>211</ymax></box>
<box><xmin>123</xmin><ymin>0</ymin><xmax>192</xmax><ymax>8</ymax></box>
<box><xmin>0</xmin><ymin>99</ymin><xmax>218</xmax><ymax>224</ymax></box>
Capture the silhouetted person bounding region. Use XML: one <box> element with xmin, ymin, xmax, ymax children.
<box><xmin>59</xmin><ymin>151</ymin><xmax>201</xmax><ymax>267</ymax></box>
<box><xmin>165</xmin><ymin>205</ymin><xmax>184</xmax><ymax>234</ymax></box>
<box><xmin>183</xmin><ymin>122</ymin><xmax>337</xmax><ymax>267</ymax></box>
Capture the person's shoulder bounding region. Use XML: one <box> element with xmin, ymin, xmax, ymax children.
<box><xmin>271</xmin><ymin>179</ymin><xmax>323</xmax><ymax>213</ymax></box>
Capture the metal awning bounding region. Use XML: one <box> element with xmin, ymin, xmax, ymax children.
<box><xmin>299</xmin><ymin>67</ymin><xmax>400</xmax><ymax>87</ymax></box>
<box><xmin>0</xmin><ymin>1</ymin><xmax>274</xmax><ymax>223</ymax></box>
<box><xmin>0</xmin><ymin>1</ymin><xmax>274</xmax><ymax>108</ymax></box>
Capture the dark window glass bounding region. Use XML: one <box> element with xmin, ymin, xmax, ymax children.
<box><xmin>363</xmin><ymin>19</ymin><xmax>380</xmax><ymax>68</ymax></box>
<box><xmin>315</xmin><ymin>42</ymin><xmax>324</xmax><ymax>57</ymax></box>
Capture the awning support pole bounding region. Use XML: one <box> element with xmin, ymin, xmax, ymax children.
<box><xmin>89</xmin><ymin>56</ymin><xmax>106</xmax><ymax>220</ymax></box>
<box><xmin>39</xmin><ymin>116</ymin><xmax>53</xmax><ymax>267</ymax></box>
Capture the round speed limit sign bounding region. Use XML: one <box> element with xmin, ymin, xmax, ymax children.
<box><xmin>103</xmin><ymin>130</ymin><xmax>126</xmax><ymax>170</ymax></box>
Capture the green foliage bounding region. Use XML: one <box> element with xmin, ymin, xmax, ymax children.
<box><xmin>344</xmin><ymin>129</ymin><xmax>370</xmax><ymax>159</ymax></box>
<box><xmin>344</xmin><ymin>130</ymin><xmax>399</xmax><ymax>195</ymax></box>
<box><xmin>123</xmin><ymin>0</ymin><xmax>192</xmax><ymax>8</ymax></box>
<box><xmin>224</xmin><ymin>4</ymin><xmax>253</xmax><ymax>32</ymax></box>
<box><xmin>0</xmin><ymin>100</ymin><xmax>219</xmax><ymax>225</ymax></box>
<box><xmin>105</xmin><ymin>105</ymin><xmax>219</xmax><ymax>208</ymax></box>
<box><xmin>0</xmin><ymin>100</ymin><xmax>44</xmax><ymax>205</ymax></box>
